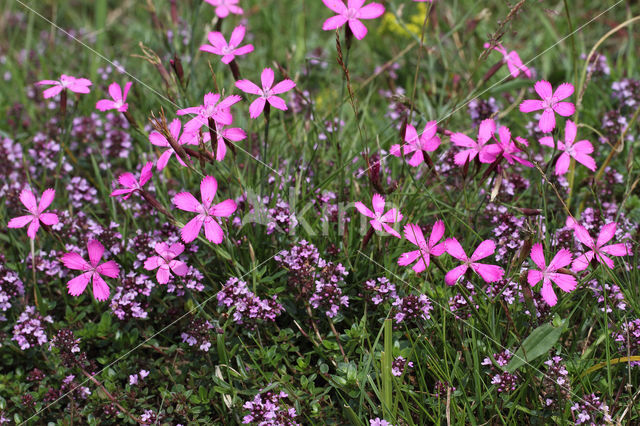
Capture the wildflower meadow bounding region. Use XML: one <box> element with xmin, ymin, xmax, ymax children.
<box><xmin>2</xmin><ymin>0</ymin><xmax>640</xmax><ymax>424</ymax></box>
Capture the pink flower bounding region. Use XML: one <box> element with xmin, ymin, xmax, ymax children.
<box><xmin>200</xmin><ymin>26</ymin><xmax>254</xmax><ymax>64</ymax></box>
<box><xmin>204</xmin><ymin>0</ymin><xmax>243</xmax><ymax>18</ymax></box>
<box><xmin>527</xmin><ymin>243</ymin><xmax>576</xmax><ymax>307</ymax></box>
<box><xmin>539</xmin><ymin>120</ymin><xmax>596</xmax><ymax>175</ymax></box>
<box><xmin>96</xmin><ymin>82</ymin><xmax>132</xmax><ymax>112</ymax></box>
<box><xmin>110</xmin><ymin>162</ymin><xmax>153</xmax><ymax>199</ymax></box>
<box><xmin>149</xmin><ymin>119</ymin><xmax>192</xmax><ymax>170</ymax></box>
<box><xmin>484</xmin><ymin>42</ymin><xmax>531</xmax><ymax>78</ymax></box>
<box><xmin>322</xmin><ymin>0</ymin><xmax>385</xmax><ymax>40</ymax></box>
<box><xmin>61</xmin><ymin>239</ymin><xmax>120</xmax><ymax>301</ymax></box>
<box><xmin>520</xmin><ymin>81</ymin><xmax>575</xmax><ymax>133</ymax></box>
<box><xmin>398</xmin><ymin>221</ymin><xmax>446</xmax><ymax>273</ymax></box>
<box><xmin>144</xmin><ymin>242</ymin><xmax>189</xmax><ymax>284</ymax></box>
<box><xmin>36</xmin><ymin>74</ymin><xmax>92</xmax><ymax>99</ymax></box>
<box><xmin>177</xmin><ymin>93</ymin><xmax>242</xmax><ymax>133</ymax></box>
<box><xmin>173</xmin><ymin>176</ymin><xmax>237</xmax><ymax>243</ymax></box>
<box><xmin>7</xmin><ymin>188</ymin><xmax>58</xmax><ymax>239</ymax></box>
<box><xmin>235</xmin><ymin>68</ymin><xmax>296</xmax><ymax>119</ymax></box>
<box><xmin>485</xmin><ymin>126</ymin><xmax>533</xmax><ymax>167</ymax></box>
<box><xmin>450</xmin><ymin>118</ymin><xmax>501</xmax><ymax>166</ymax></box>
<box><xmin>389</xmin><ymin>121</ymin><xmax>440</xmax><ymax>167</ymax></box>
<box><xmin>354</xmin><ymin>194</ymin><xmax>403</xmax><ymax>238</ymax></box>
<box><xmin>206</xmin><ymin>123</ymin><xmax>247</xmax><ymax>161</ymax></box>
<box><xmin>570</xmin><ymin>221</ymin><xmax>629</xmax><ymax>271</ymax></box>
<box><xmin>444</xmin><ymin>238</ymin><xmax>504</xmax><ymax>285</ymax></box>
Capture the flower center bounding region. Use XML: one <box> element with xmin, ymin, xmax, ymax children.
<box><xmin>345</xmin><ymin>8</ymin><xmax>358</xmax><ymax>19</ymax></box>
<box><xmin>221</xmin><ymin>44</ymin><xmax>235</xmax><ymax>55</ymax></box>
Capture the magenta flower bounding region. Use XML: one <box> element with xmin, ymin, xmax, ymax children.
<box><xmin>96</xmin><ymin>82</ymin><xmax>132</xmax><ymax>112</ymax></box>
<box><xmin>204</xmin><ymin>123</ymin><xmax>247</xmax><ymax>161</ymax></box>
<box><xmin>235</xmin><ymin>68</ymin><xmax>296</xmax><ymax>119</ymax></box>
<box><xmin>173</xmin><ymin>176</ymin><xmax>237</xmax><ymax>243</ymax></box>
<box><xmin>204</xmin><ymin>0</ymin><xmax>243</xmax><ymax>18</ymax></box>
<box><xmin>149</xmin><ymin>119</ymin><xmax>192</xmax><ymax>170</ymax></box>
<box><xmin>398</xmin><ymin>221</ymin><xmax>446</xmax><ymax>273</ymax></box>
<box><xmin>444</xmin><ymin>238</ymin><xmax>504</xmax><ymax>285</ymax></box>
<box><xmin>354</xmin><ymin>194</ymin><xmax>403</xmax><ymax>238</ymax></box>
<box><xmin>61</xmin><ymin>239</ymin><xmax>120</xmax><ymax>301</ymax></box>
<box><xmin>7</xmin><ymin>188</ymin><xmax>58</xmax><ymax>239</ymax></box>
<box><xmin>144</xmin><ymin>242</ymin><xmax>189</xmax><ymax>284</ymax></box>
<box><xmin>177</xmin><ymin>93</ymin><xmax>242</xmax><ymax>133</ymax></box>
<box><xmin>539</xmin><ymin>120</ymin><xmax>596</xmax><ymax>175</ymax></box>
<box><xmin>570</xmin><ymin>221</ymin><xmax>629</xmax><ymax>271</ymax></box>
<box><xmin>520</xmin><ymin>81</ymin><xmax>575</xmax><ymax>133</ymax></box>
<box><xmin>322</xmin><ymin>0</ymin><xmax>385</xmax><ymax>40</ymax></box>
<box><xmin>36</xmin><ymin>74</ymin><xmax>92</xmax><ymax>99</ymax></box>
<box><xmin>389</xmin><ymin>121</ymin><xmax>440</xmax><ymax>167</ymax></box>
<box><xmin>527</xmin><ymin>243</ymin><xmax>576</xmax><ymax>307</ymax></box>
<box><xmin>450</xmin><ymin>118</ymin><xmax>501</xmax><ymax>166</ymax></box>
<box><xmin>110</xmin><ymin>162</ymin><xmax>153</xmax><ymax>200</ymax></box>
<box><xmin>200</xmin><ymin>26</ymin><xmax>254</xmax><ymax>64</ymax></box>
<box><xmin>485</xmin><ymin>126</ymin><xmax>533</xmax><ymax>167</ymax></box>
<box><xmin>484</xmin><ymin>42</ymin><xmax>531</xmax><ymax>78</ymax></box>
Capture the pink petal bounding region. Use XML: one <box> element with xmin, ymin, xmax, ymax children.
<box><xmin>96</xmin><ymin>99</ymin><xmax>116</xmax><ymax>111</ymax></box>
<box><xmin>529</xmin><ymin>243</ymin><xmax>547</xmax><ymax>270</ymax></box>
<box><xmin>203</xmin><ymin>217</ymin><xmax>225</xmax><ymax>244</ymax></box>
<box><xmin>39</xmin><ymin>212</ymin><xmax>58</xmax><ymax>225</ymax></box>
<box><xmin>108</xmin><ymin>82</ymin><xmax>122</xmax><ymax>102</ymax></box>
<box><xmin>61</xmin><ymin>252</ymin><xmax>91</xmax><ymax>271</ymax></box>
<box><xmin>553</xmin><ymin>102</ymin><xmax>575</xmax><ymax>117</ymax></box>
<box><xmin>200</xmin><ymin>176</ymin><xmax>218</xmax><ymax>208</ymax></box>
<box><xmin>249</xmin><ymin>97</ymin><xmax>267</xmax><ymax>119</ymax></box>
<box><xmin>549</xmin><ymin>272</ymin><xmax>577</xmax><ymax>292</ymax></box>
<box><xmin>445</xmin><ymin>265</ymin><xmax>468</xmax><ymax>286</ymax></box>
<box><xmin>371</xmin><ymin>194</ymin><xmax>386</xmax><ymax>215</ymax></box>
<box><xmin>357</xmin><ymin>3</ymin><xmax>385</xmax><ymax>19</ymax></box>
<box><xmin>398</xmin><ymin>250</ymin><xmax>421</xmax><ymax>266</ymax></box>
<box><xmin>271</xmin><ymin>79</ymin><xmax>296</xmax><ymax>95</ymax></box>
<box><xmin>540</xmin><ymin>281</ymin><xmax>558</xmax><ymax>306</ymax></box>
<box><xmin>381</xmin><ymin>223</ymin><xmax>401</xmax><ymax>238</ymax></box>
<box><xmin>348</xmin><ymin>19</ymin><xmax>368</xmax><ymax>40</ymax></box>
<box><xmin>354</xmin><ymin>201</ymin><xmax>374</xmax><ymax>218</ymax></box>
<box><xmin>571</xmin><ymin>251</ymin><xmax>593</xmax><ymax>272</ymax></box>
<box><xmin>207</xmin><ymin>31</ymin><xmax>227</xmax><ymax>48</ymax></box>
<box><xmin>92</xmin><ymin>274</ymin><xmax>110</xmax><ymax>301</ymax></box>
<box><xmin>407</xmin><ymin>150</ymin><xmax>424</xmax><ymax>167</ymax></box>
<box><xmin>181</xmin><ymin>216</ymin><xmax>203</xmax><ymax>243</ymax></box>
<box><xmin>380</xmin><ymin>208</ymin><xmax>402</xmax><ymax>224</ymax></box>
<box><xmin>470</xmin><ymin>240</ymin><xmax>496</xmax><ymax>261</ymax></box>
<box><xmin>552</xmin><ymin>82</ymin><xmax>574</xmax><ymax>101</ymax></box>
<box><xmin>156</xmin><ymin>150</ymin><xmax>173</xmax><ymax>171</ymax></box>
<box><xmin>348</xmin><ymin>0</ymin><xmax>366</xmax><ymax>8</ymax></box>
<box><xmin>403</xmin><ymin>224</ymin><xmax>426</xmax><ymax>247</ymax></box>
<box><xmin>169</xmin><ymin>260</ymin><xmax>189</xmax><ymax>276</ymax></box>
<box><xmin>19</xmin><ymin>189</ymin><xmax>38</xmax><ymax>212</ymax></box>
<box><xmin>572</xmin><ymin>149</ymin><xmax>596</xmax><ymax>171</ymax></box>
<box><xmin>412</xmin><ymin>257</ymin><xmax>427</xmax><ymax>273</ymax></box>
<box><xmin>596</xmin><ymin>223</ymin><xmax>617</xmax><ymax>247</ymax></box>
<box><xmin>445</xmin><ymin>238</ymin><xmax>468</xmax><ymax>261</ymax></box>
<box><xmin>267</xmin><ymin>96</ymin><xmax>288</xmax><ymax>111</ymax></box>
<box><xmin>564</xmin><ymin>120</ymin><xmax>577</xmax><ymax>144</ymax></box>
<box><xmin>42</xmin><ymin>86</ymin><xmax>63</xmax><ymax>99</ymax></box>
<box><xmin>534</xmin><ymin>80</ymin><xmax>553</xmax><ymax>100</ymax></box>
<box><xmin>87</xmin><ymin>239</ymin><xmax>105</xmax><ymax>267</ymax></box>
<box><xmin>149</xmin><ymin>131</ymin><xmax>169</xmax><ymax>147</ymax></box>
<box><xmin>235</xmin><ymin>79</ymin><xmax>263</xmax><ymax>95</ymax></box>
<box><xmin>67</xmin><ymin>272</ymin><xmax>92</xmax><ymax>296</ymax></box>
<box><xmin>547</xmin><ymin>248</ymin><xmax>573</xmax><ymax>271</ymax></box>
<box><xmin>555</xmin><ymin>153</ymin><xmax>571</xmax><ymax>175</ymax></box>
<box><xmin>261</xmin><ymin>68</ymin><xmax>275</xmax><ymax>91</ymax></box>
<box><xmin>139</xmin><ymin>162</ymin><xmax>153</xmax><ymax>186</ymax></box>
<box><xmin>221</xmin><ymin>54</ymin><xmax>236</xmax><ymax>64</ymax></box>
<box><xmin>144</xmin><ymin>256</ymin><xmax>163</xmax><ymax>270</ymax></box>
<box><xmin>229</xmin><ymin>25</ymin><xmax>246</xmax><ymax>47</ymax></box>
<box><xmin>96</xmin><ymin>260</ymin><xmax>120</xmax><ymax>278</ymax></box>
<box><xmin>573</xmin><ymin>223</ymin><xmax>595</xmax><ymax>248</ymax></box>
<box><xmin>218</xmin><ymin>94</ymin><xmax>242</xmax><ymax>110</ymax></box>
<box><xmin>322</xmin><ymin>15</ymin><xmax>348</xmax><ymax>30</ymax></box>
<box><xmin>323</xmin><ymin>0</ymin><xmax>347</xmax><ymax>13</ymax></box>
<box><xmin>233</xmin><ymin>44</ymin><xmax>254</xmax><ymax>57</ymax></box>
<box><xmin>472</xmin><ymin>263</ymin><xmax>504</xmax><ymax>283</ymax></box>
<box><xmin>173</xmin><ymin>192</ymin><xmax>201</xmax><ymax>212</ymax></box>
<box><xmin>454</xmin><ymin>150</ymin><xmax>474</xmax><ymax>166</ymax></box>
<box><xmin>427</xmin><ymin>221</ymin><xmax>445</xmax><ymax>248</ymax></box>
<box><xmin>122</xmin><ymin>82</ymin><xmax>132</xmax><ymax>101</ymax></box>
<box><xmin>117</xmin><ymin>172</ymin><xmax>137</xmax><ymax>189</ymax></box>
<box><xmin>538</xmin><ymin>108</ymin><xmax>556</xmax><ymax>133</ymax></box>
<box><xmin>595</xmin><ymin>253</ymin><xmax>615</xmax><ymax>269</ymax></box>
<box><xmin>421</xmin><ymin>134</ymin><xmax>440</xmax><ymax>152</ymax></box>
<box><xmin>527</xmin><ymin>270</ymin><xmax>543</xmax><ymax>287</ymax></box>
<box><xmin>599</xmin><ymin>243</ymin><xmax>628</xmax><ymax>257</ymax></box>
<box><xmin>8</xmin><ymin>215</ymin><xmax>33</xmax><ymax>228</ymax></box>
<box><xmin>451</xmin><ymin>133</ymin><xmax>476</xmax><ymax>148</ymax></box>
<box><xmin>431</xmin><ymin>242</ymin><xmax>446</xmax><ymax>256</ymax></box>
<box><xmin>519</xmin><ymin>99</ymin><xmax>544</xmax><ymax>113</ymax></box>
<box><xmin>212</xmin><ymin>199</ymin><xmax>237</xmax><ymax>217</ymax></box>
<box><xmin>27</xmin><ymin>220</ymin><xmax>40</xmax><ymax>239</ymax></box>
<box><xmin>539</xmin><ymin>136</ymin><xmax>555</xmax><ymax>148</ymax></box>
<box><xmin>156</xmin><ymin>265</ymin><xmax>172</xmax><ymax>284</ymax></box>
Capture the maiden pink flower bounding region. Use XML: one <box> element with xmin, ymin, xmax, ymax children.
<box><xmin>173</xmin><ymin>176</ymin><xmax>237</xmax><ymax>244</ymax></box>
<box><xmin>354</xmin><ymin>194</ymin><xmax>403</xmax><ymax>238</ymax></box>
<box><xmin>96</xmin><ymin>81</ymin><xmax>132</xmax><ymax>112</ymax></box>
<box><xmin>484</xmin><ymin>126</ymin><xmax>533</xmax><ymax>167</ymax></box>
<box><xmin>484</xmin><ymin>42</ymin><xmax>531</xmax><ymax>78</ymax></box>
<box><xmin>398</xmin><ymin>221</ymin><xmax>446</xmax><ymax>273</ymax></box>
<box><xmin>204</xmin><ymin>0</ymin><xmax>243</xmax><ymax>18</ymax></box>
<box><xmin>61</xmin><ymin>239</ymin><xmax>120</xmax><ymax>301</ymax></box>
<box><xmin>206</xmin><ymin>123</ymin><xmax>247</xmax><ymax>161</ymax></box>
<box><xmin>570</xmin><ymin>221</ymin><xmax>629</xmax><ymax>271</ymax></box>
<box><xmin>200</xmin><ymin>26</ymin><xmax>254</xmax><ymax>64</ymax></box>
<box><xmin>144</xmin><ymin>242</ymin><xmax>189</xmax><ymax>284</ymax></box>
<box><xmin>110</xmin><ymin>162</ymin><xmax>153</xmax><ymax>200</ymax></box>
<box><xmin>7</xmin><ymin>188</ymin><xmax>58</xmax><ymax>239</ymax></box>
<box><xmin>149</xmin><ymin>119</ymin><xmax>191</xmax><ymax>170</ymax></box>
<box><xmin>389</xmin><ymin>121</ymin><xmax>440</xmax><ymax>167</ymax></box>
<box><xmin>450</xmin><ymin>118</ymin><xmax>501</xmax><ymax>166</ymax></box>
<box><xmin>539</xmin><ymin>120</ymin><xmax>596</xmax><ymax>175</ymax></box>
<box><xmin>527</xmin><ymin>243</ymin><xmax>576</xmax><ymax>307</ymax></box>
<box><xmin>235</xmin><ymin>68</ymin><xmax>296</xmax><ymax>119</ymax></box>
<box><xmin>322</xmin><ymin>0</ymin><xmax>385</xmax><ymax>40</ymax></box>
<box><xmin>36</xmin><ymin>74</ymin><xmax>92</xmax><ymax>98</ymax></box>
<box><xmin>177</xmin><ymin>93</ymin><xmax>242</xmax><ymax>133</ymax></box>
<box><xmin>444</xmin><ymin>238</ymin><xmax>504</xmax><ymax>285</ymax></box>
<box><xmin>520</xmin><ymin>81</ymin><xmax>575</xmax><ymax>133</ymax></box>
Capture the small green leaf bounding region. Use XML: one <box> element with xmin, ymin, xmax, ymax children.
<box><xmin>506</xmin><ymin>319</ymin><xmax>566</xmax><ymax>373</ymax></box>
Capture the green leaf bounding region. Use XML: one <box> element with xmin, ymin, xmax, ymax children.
<box><xmin>506</xmin><ymin>320</ymin><xmax>566</xmax><ymax>373</ymax></box>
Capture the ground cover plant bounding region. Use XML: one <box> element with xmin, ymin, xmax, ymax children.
<box><xmin>1</xmin><ymin>0</ymin><xmax>640</xmax><ymax>424</ymax></box>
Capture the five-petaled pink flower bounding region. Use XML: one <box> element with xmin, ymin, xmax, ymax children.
<box><xmin>527</xmin><ymin>243</ymin><xmax>576</xmax><ymax>307</ymax></box>
<box><xmin>149</xmin><ymin>119</ymin><xmax>192</xmax><ymax>170</ymax></box>
<box><xmin>389</xmin><ymin>121</ymin><xmax>440</xmax><ymax>167</ymax></box>
<box><xmin>354</xmin><ymin>194</ymin><xmax>403</xmax><ymax>238</ymax></box>
<box><xmin>322</xmin><ymin>0</ymin><xmax>385</xmax><ymax>40</ymax></box>
<box><xmin>36</xmin><ymin>74</ymin><xmax>92</xmax><ymax>99</ymax></box>
<box><xmin>144</xmin><ymin>242</ymin><xmax>189</xmax><ymax>284</ymax></box>
<box><xmin>484</xmin><ymin>42</ymin><xmax>531</xmax><ymax>78</ymax></box>
<box><xmin>110</xmin><ymin>162</ymin><xmax>153</xmax><ymax>199</ymax></box>
<box><xmin>569</xmin><ymin>220</ymin><xmax>629</xmax><ymax>271</ymax></box>
<box><xmin>235</xmin><ymin>68</ymin><xmax>296</xmax><ymax>119</ymax></box>
<box><xmin>444</xmin><ymin>238</ymin><xmax>504</xmax><ymax>285</ymax></box>
<box><xmin>539</xmin><ymin>120</ymin><xmax>596</xmax><ymax>175</ymax></box>
<box><xmin>484</xmin><ymin>126</ymin><xmax>533</xmax><ymax>167</ymax></box>
<box><xmin>200</xmin><ymin>26</ymin><xmax>254</xmax><ymax>64</ymax></box>
<box><xmin>8</xmin><ymin>188</ymin><xmax>59</xmax><ymax>239</ymax></box>
<box><xmin>398</xmin><ymin>221</ymin><xmax>446</xmax><ymax>273</ymax></box>
<box><xmin>520</xmin><ymin>80</ymin><xmax>575</xmax><ymax>133</ymax></box>
<box><xmin>173</xmin><ymin>176</ymin><xmax>237</xmax><ymax>243</ymax></box>
<box><xmin>61</xmin><ymin>239</ymin><xmax>120</xmax><ymax>301</ymax></box>
<box><xmin>177</xmin><ymin>93</ymin><xmax>242</xmax><ymax>133</ymax></box>
<box><xmin>205</xmin><ymin>123</ymin><xmax>247</xmax><ymax>161</ymax></box>
<box><xmin>450</xmin><ymin>118</ymin><xmax>501</xmax><ymax>166</ymax></box>
<box><xmin>96</xmin><ymin>81</ymin><xmax>132</xmax><ymax>112</ymax></box>
<box><xmin>204</xmin><ymin>0</ymin><xmax>243</xmax><ymax>18</ymax></box>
